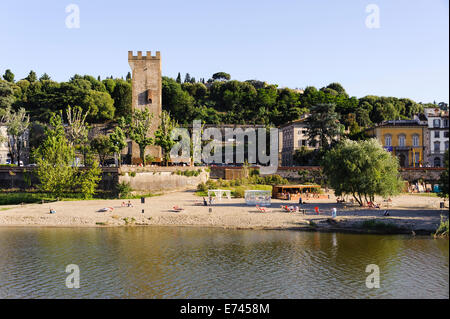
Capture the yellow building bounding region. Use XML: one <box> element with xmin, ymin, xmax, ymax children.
<box><xmin>366</xmin><ymin>120</ymin><xmax>428</xmax><ymax>168</ymax></box>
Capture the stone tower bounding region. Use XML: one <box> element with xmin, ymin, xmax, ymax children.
<box><xmin>128</xmin><ymin>50</ymin><xmax>162</xmax><ymax>162</ymax></box>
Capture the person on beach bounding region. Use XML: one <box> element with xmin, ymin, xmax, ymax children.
<box><xmin>203</xmin><ymin>197</ymin><xmax>207</xmax><ymax>206</ymax></box>
<box><xmin>299</xmin><ymin>196</ymin><xmax>303</xmax><ymax>205</ymax></box>
<box><xmin>127</xmin><ymin>201</ymin><xmax>133</xmax><ymax>207</ymax></box>
<box><xmin>332</xmin><ymin>207</ymin><xmax>337</xmax><ymax>218</ymax></box>
<box><xmin>49</xmin><ymin>208</ymin><xmax>56</xmax><ymax>214</ymax></box>
<box><xmin>383</xmin><ymin>210</ymin><xmax>390</xmax><ymax>216</ymax></box>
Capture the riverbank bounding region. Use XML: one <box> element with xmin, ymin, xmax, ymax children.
<box><xmin>0</xmin><ymin>191</ymin><xmax>448</xmax><ymax>235</ymax></box>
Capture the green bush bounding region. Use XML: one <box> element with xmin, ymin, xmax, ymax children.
<box><xmin>197</xmin><ymin>182</ymin><xmax>208</xmax><ymax>192</ymax></box>
<box><xmin>176</xmin><ymin>169</ymin><xmax>201</xmax><ymax>177</ymax></box>
<box><xmin>232</xmin><ymin>186</ymin><xmax>246</xmax><ymax>198</ymax></box>
<box><xmin>206</xmin><ymin>179</ymin><xmax>218</xmax><ymax>189</ymax></box>
<box><xmin>434</xmin><ymin>215</ymin><xmax>449</xmax><ymax>238</ymax></box>
<box><xmin>116</xmin><ymin>181</ymin><xmax>132</xmax><ymax>198</ymax></box>
<box><xmin>129</xmin><ymin>171</ymin><xmax>136</xmax><ymax>177</ymax></box>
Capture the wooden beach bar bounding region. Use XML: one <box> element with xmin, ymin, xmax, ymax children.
<box><xmin>272</xmin><ymin>184</ymin><xmax>326</xmax><ymax>201</ymax></box>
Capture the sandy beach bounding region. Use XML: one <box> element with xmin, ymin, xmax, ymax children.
<box><xmin>0</xmin><ymin>191</ymin><xmax>448</xmax><ymax>234</ymax></box>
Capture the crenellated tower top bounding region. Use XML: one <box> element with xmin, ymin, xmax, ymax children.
<box><xmin>128</xmin><ymin>50</ymin><xmax>160</xmax><ymax>60</ymax></box>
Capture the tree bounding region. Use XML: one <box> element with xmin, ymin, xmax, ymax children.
<box><xmin>34</xmin><ymin>114</ymin><xmax>75</xmax><ymax>196</ymax></box>
<box><xmin>39</xmin><ymin>73</ymin><xmax>51</xmax><ymax>81</ymax></box>
<box><xmin>155</xmin><ymin>111</ymin><xmax>177</xmax><ymax>166</ymax></box>
<box><xmin>322</xmin><ymin>139</ymin><xmax>403</xmax><ymax>206</ymax></box>
<box><xmin>293</xmin><ymin>146</ymin><xmax>320</xmax><ymax>166</ymax></box>
<box><xmin>122</xmin><ymin>107</ymin><xmax>154</xmax><ymax>165</ymax></box>
<box><xmin>325</xmin><ymin>82</ymin><xmax>346</xmax><ymax>95</ymax></box>
<box><xmin>109</xmin><ymin>126</ymin><xmax>127</xmax><ymax>167</ymax></box>
<box><xmin>1</xmin><ymin>107</ymin><xmax>30</xmax><ymax>165</ymax></box>
<box><xmin>25</xmin><ymin>70</ymin><xmax>37</xmax><ymax>83</ymax></box>
<box><xmin>65</xmin><ymin>105</ymin><xmax>91</xmax><ymax>165</ymax></box>
<box><xmin>162</xmin><ymin>77</ymin><xmax>195</xmax><ymax>123</ymax></box>
<box><xmin>305</xmin><ymin>103</ymin><xmax>341</xmax><ymax>149</ymax></box>
<box><xmin>438</xmin><ymin>150</ymin><xmax>449</xmax><ymax>199</ymax></box>
<box><xmin>65</xmin><ymin>105</ymin><xmax>89</xmax><ymax>146</ymax></box>
<box><xmin>212</xmin><ymin>72</ymin><xmax>231</xmax><ymax>81</ymax></box>
<box><xmin>0</xmin><ymin>80</ymin><xmax>15</xmax><ymax>109</ymax></box>
<box><xmin>83</xmin><ymin>90</ymin><xmax>115</xmax><ymax>122</ymax></box>
<box><xmin>76</xmin><ymin>163</ymin><xmax>102</xmax><ymax>198</ymax></box>
<box><xmin>3</xmin><ymin>69</ymin><xmax>14</xmax><ymax>83</ymax></box>
<box><xmin>176</xmin><ymin>72</ymin><xmax>182</xmax><ymax>84</ymax></box>
<box><xmin>126</xmin><ymin>72</ymin><xmax>131</xmax><ymax>82</ymax></box>
<box><xmin>90</xmin><ymin>135</ymin><xmax>112</xmax><ymax>166</ymax></box>
<box><xmin>34</xmin><ymin>114</ymin><xmax>101</xmax><ymax>198</ymax></box>
<box><xmin>111</xmin><ymin>79</ymin><xmax>132</xmax><ymax>118</ymax></box>
<box><xmin>184</xmin><ymin>73</ymin><xmax>191</xmax><ymax>83</ymax></box>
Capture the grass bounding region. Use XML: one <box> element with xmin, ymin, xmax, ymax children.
<box><xmin>0</xmin><ymin>191</ymin><xmax>161</xmax><ymax>206</ymax></box>
<box><xmin>404</xmin><ymin>192</ymin><xmax>438</xmax><ymax>197</ymax></box>
<box><xmin>195</xmin><ymin>184</ymin><xmax>272</xmax><ymax>198</ymax></box>
<box><xmin>434</xmin><ymin>215</ymin><xmax>449</xmax><ymax>239</ymax></box>
<box><xmin>359</xmin><ymin>219</ymin><xmax>401</xmax><ymax>232</ymax></box>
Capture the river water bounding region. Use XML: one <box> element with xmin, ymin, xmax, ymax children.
<box><xmin>0</xmin><ymin>227</ymin><xmax>448</xmax><ymax>299</ymax></box>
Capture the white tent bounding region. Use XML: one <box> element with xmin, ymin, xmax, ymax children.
<box><xmin>245</xmin><ymin>190</ymin><xmax>271</xmax><ymax>206</ymax></box>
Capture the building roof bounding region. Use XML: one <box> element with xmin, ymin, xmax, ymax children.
<box><xmin>370</xmin><ymin>119</ymin><xmax>427</xmax><ymax>128</ymax></box>
<box><xmin>278</xmin><ymin>114</ymin><xmax>310</xmax><ymax>129</ymax></box>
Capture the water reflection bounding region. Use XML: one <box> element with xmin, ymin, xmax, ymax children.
<box><xmin>0</xmin><ymin>227</ymin><xmax>447</xmax><ymax>299</ymax></box>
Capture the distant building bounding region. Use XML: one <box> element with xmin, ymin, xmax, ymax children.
<box><xmin>0</xmin><ymin>125</ymin><xmax>8</xmax><ymax>164</ymax></box>
<box><xmin>423</xmin><ymin>108</ymin><xmax>449</xmax><ymax>167</ymax></box>
<box><xmin>0</xmin><ymin>124</ymin><xmax>29</xmax><ymax>165</ymax></box>
<box><xmin>366</xmin><ymin>119</ymin><xmax>428</xmax><ymax>168</ymax></box>
<box><xmin>279</xmin><ymin>115</ymin><xmax>319</xmax><ymax>166</ymax></box>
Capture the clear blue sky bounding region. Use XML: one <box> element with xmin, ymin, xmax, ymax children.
<box><xmin>1</xmin><ymin>0</ymin><xmax>448</xmax><ymax>103</ymax></box>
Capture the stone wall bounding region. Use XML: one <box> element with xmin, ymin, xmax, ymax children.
<box><xmin>399</xmin><ymin>167</ymin><xmax>445</xmax><ymax>183</ymax></box>
<box><xmin>0</xmin><ymin>167</ymin><xmax>118</xmax><ymax>191</ymax></box>
<box><xmin>118</xmin><ymin>166</ymin><xmax>209</xmax><ymax>192</ymax></box>
<box><xmin>274</xmin><ymin>166</ymin><xmax>445</xmax><ymax>184</ymax></box>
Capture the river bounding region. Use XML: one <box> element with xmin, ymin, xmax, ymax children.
<box><xmin>0</xmin><ymin>227</ymin><xmax>448</xmax><ymax>298</ymax></box>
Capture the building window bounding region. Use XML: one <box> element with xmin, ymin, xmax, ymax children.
<box><xmin>398</xmin><ymin>135</ymin><xmax>406</xmax><ymax>147</ymax></box>
<box><xmin>433</xmin><ymin>119</ymin><xmax>441</xmax><ymax>128</ymax></box>
<box><xmin>434</xmin><ymin>131</ymin><xmax>440</xmax><ymax>138</ymax></box>
<box><xmin>384</xmin><ymin>135</ymin><xmax>392</xmax><ymax>147</ymax></box>
<box><xmin>445</xmin><ymin>141</ymin><xmax>449</xmax><ymax>151</ymax></box>
<box><xmin>444</xmin><ymin>131</ymin><xmax>449</xmax><ymax>138</ymax></box>
<box><xmin>434</xmin><ymin>141</ymin><xmax>441</xmax><ymax>153</ymax></box>
<box><xmin>444</xmin><ymin>119</ymin><xmax>449</xmax><ymax>128</ymax></box>
<box><xmin>434</xmin><ymin>157</ymin><xmax>441</xmax><ymax>167</ymax></box>
<box><xmin>412</xmin><ymin>135</ymin><xmax>419</xmax><ymax>147</ymax></box>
